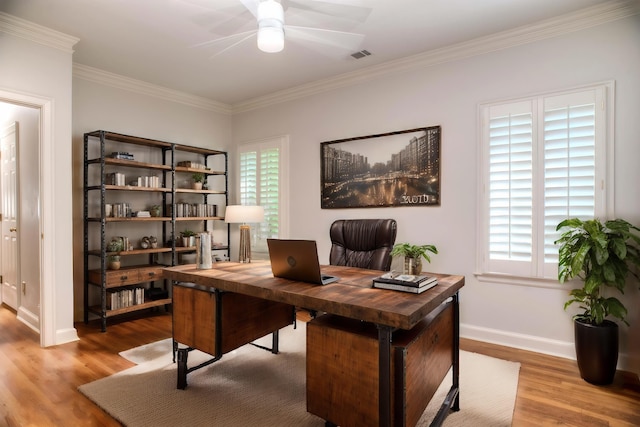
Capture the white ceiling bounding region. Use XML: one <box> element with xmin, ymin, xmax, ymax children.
<box><xmin>1</xmin><ymin>0</ymin><xmax>618</xmax><ymax>106</ymax></box>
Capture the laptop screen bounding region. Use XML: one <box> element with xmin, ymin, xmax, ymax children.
<box><xmin>267</xmin><ymin>239</ymin><xmax>339</xmax><ymax>285</ymax></box>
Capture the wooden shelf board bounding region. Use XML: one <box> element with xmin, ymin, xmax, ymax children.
<box><xmin>174</xmin><ymin>216</ymin><xmax>223</xmax><ymax>221</ymax></box>
<box><xmin>173</xmin><ymin>143</ymin><xmax>225</xmax><ymax>156</ymax></box>
<box><xmin>174</xmin><ymin>245</ymin><xmax>228</xmax><ymax>252</ymax></box>
<box><xmin>86</xmin><ymin>157</ymin><xmax>172</xmax><ymax>171</ymax></box>
<box><xmin>175</xmin><ymin>166</ymin><xmax>225</xmax><ymax>175</ymax></box>
<box><xmin>175</xmin><ymin>188</ymin><xmax>226</xmax><ymax>194</ymax></box>
<box><xmin>87</xmin><ymin>248</ymin><xmax>172</xmax><ymax>257</ymax></box>
<box><xmin>85</xmin><ymin>130</ymin><xmax>173</xmax><ymax>148</ymax></box>
<box><xmin>100</xmin><ymin>217</ymin><xmax>172</xmax><ymax>222</ymax></box>
<box><xmin>88</xmin><ymin>298</ymin><xmax>172</xmax><ymax>317</ymax></box>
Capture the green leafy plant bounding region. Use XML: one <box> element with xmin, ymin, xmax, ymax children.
<box><xmin>391</xmin><ymin>243</ymin><xmax>438</xmax><ymax>263</ymax></box>
<box><xmin>180</xmin><ymin>229</ymin><xmax>196</xmax><ymax>237</ymax></box>
<box><xmin>555</xmin><ymin>218</ymin><xmax>640</xmax><ymax>326</ymax></box>
<box><xmin>192</xmin><ymin>172</ymin><xmax>205</xmax><ymax>183</ymax></box>
<box><xmin>107</xmin><ymin>238</ymin><xmax>123</xmax><ymax>253</ymax></box>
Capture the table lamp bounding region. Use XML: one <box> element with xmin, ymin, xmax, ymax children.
<box><xmin>224</xmin><ymin>205</ymin><xmax>264</xmax><ymax>263</ymax></box>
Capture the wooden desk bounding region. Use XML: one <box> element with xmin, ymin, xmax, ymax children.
<box><xmin>164</xmin><ymin>261</ymin><xmax>464</xmax><ymax>427</ymax></box>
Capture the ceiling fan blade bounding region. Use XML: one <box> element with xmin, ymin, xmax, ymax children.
<box><xmin>238</xmin><ymin>0</ymin><xmax>260</xmax><ymax>18</ymax></box>
<box><xmin>192</xmin><ymin>29</ymin><xmax>257</xmax><ymax>49</ymax></box>
<box><xmin>285</xmin><ymin>25</ymin><xmax>365</xmax><ymax>52</ymax></box>
<box><xmin>176</xmin><ymin>0</ymin><xmax>256</xmax><ymax>37</ymax></box>
<box><xmin>208</xmin><ymin>32</ymin><xmax>257</xmax><ymax>58</ymax></box>
<box><xmin>286</xmin><ymin>0</ymin><xmax>372</xmax><ymax>23</ymax></box>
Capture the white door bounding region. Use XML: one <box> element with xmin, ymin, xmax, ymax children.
<box><xmin>1</xmin><ymin>122</ymin><xmax>19</xmax><ymax>310</ymax></box>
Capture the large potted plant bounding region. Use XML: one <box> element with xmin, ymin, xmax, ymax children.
<box><xmin>555</xmin><ymin>218</ymin><xmax>640</xmax><ymax>385</ymax></box>
<box><xmin>390</xmin><ymin>243</ymin><xmax>438</xmax><ymax>275</ymax></box>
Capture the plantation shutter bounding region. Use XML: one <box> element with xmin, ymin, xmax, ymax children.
<box><xmin>258</xmin><ymin>147</ymin><xmax>280</xmax><ymax>249</ymax></box>
<box><xmin>481</xmin><ymin>84</ymin><xmax>607</xmax><ymax>280</ymax></box>
<box><xmin>487</xmin><ymin>101</ymin><xmax>534</xmax><ymax>275</ymax></box>
<box><xmin>238</xmin><ymin>139</ymin><xmax>285</xmax><ymax>256</ymax></box>
<box><xmin>239</xmin><ymin>151</ymin><xmax>257</xmax><ymax>205</ymax></box>
<box><xmin>542</xmin><ymin>91</ymin><xmax>597</xmax><ymax>266</ymax></box>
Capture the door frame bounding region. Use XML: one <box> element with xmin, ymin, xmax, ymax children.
<box><xmin>0</xmin><ymin>89</ymin><xmax>55</xmax><ymax>347</ymax></box>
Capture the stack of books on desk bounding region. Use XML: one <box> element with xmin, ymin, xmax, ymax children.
<box><xmin>372</xmin><ymin>272</ymin><xmax>438</xmax><ymax>294</ymax></box>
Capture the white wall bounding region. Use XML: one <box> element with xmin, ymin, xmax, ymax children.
<box><xmin>0</xmin><ymin>20</ymin><xmax>78</xmax><ymax>345</ymax></box>
<box><xmin>72</xmin><ymin>77</ymin><xmax>233</xmax><ymax>320</ymax></box>
<box><xmin>232</xmin><ymin>15</ymin><xmax>640</xmax><ymax>372</ymax></box>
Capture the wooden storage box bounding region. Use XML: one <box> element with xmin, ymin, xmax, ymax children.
<box><xmin>173</xmin><ymin>282</ymin><xmax>294</xmax><ymax>356</ymax></box>
<box><xmin>306</xmin><ymin>302</ymin><xmax>453</xmax><ymax>427</ymax></box>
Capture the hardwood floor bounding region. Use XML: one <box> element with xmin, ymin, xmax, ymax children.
<box><xmin>0</xmin><ymin>305</ymin><xmax>638</xmax><ymax>426</ymax></box>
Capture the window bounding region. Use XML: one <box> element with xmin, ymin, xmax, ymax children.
<box><xmin>478</xmin><ymin>83</ymin><xmax>612</xmax><ymax>281</ymax></box>
<box><xmin>237</xmin><ymin>136</ymin><xmax>289</xmax><ymax>256</ymax></box>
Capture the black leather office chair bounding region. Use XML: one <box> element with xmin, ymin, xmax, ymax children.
<box><xmin>329</xmin><ymin>219</ymin><xmax>397</xmax><ymax>271</ymax></box>
<box><xmin>298</xmin><ymin>219</ymin><xmax>397</xmax><ymax>322</ymax></box>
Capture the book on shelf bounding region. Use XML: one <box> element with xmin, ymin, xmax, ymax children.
<box><xmin>372</xmin><ymin>279</ymin><xmax>438</xmax><ymax>294</ymax></box>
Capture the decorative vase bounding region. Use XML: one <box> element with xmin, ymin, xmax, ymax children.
<box><xmin>404</xmin><ymin>256</ymin><xmax>422</xmax><ymax>275</ymax></box>
<box><xmin>574</xmin><ymin>318</ymin><xmax>618</xmax><ymax>385</ymax></box>
<box><xmin>108</xmin><ymin>259</ymin><xmax>121</xmax><ymax>270</ymax></box>
<box><xmin>192</xmin><ymin>182</ymin><xmax>203</xmax><ymax>190</ymax></box>
<box><xmin>150</xmin><ymin>207</ymin><xmax>161</xmax><ymax>217</ymax></box>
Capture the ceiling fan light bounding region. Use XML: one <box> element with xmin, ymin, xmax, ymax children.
<box><xmin>258</xmin><ymin>26</ymin><xmax>284</xmax><ymax>53</ymax></box>
<box><xmin>257</xmin><ymin>0</ymin><xmax>285</xmax><ymax>53</ymax></box>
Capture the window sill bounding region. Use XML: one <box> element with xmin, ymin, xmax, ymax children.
<box><xmin>474</xmin><ymin>272</ymin><xmax>567</xmax><ymax>290</ymax></box>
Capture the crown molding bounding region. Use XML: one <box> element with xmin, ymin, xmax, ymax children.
<box><xmin>73</xmin><ymin>64</ymin><xmax>233</xmax><ymax>115</ymax></box>
<box><xmin>232</xmin><ymin>0</ymin><xmax>639</xmax><ymax>114</ymax></box>
<box><xmin>0</xmin><ymin>12</ymin><xmax>78</xmax><ymax>53</ymax></box>
<box><xmin>4</xmin><ymin>1</ymin><xmax>636</xmax><ymax>116</ymax></box>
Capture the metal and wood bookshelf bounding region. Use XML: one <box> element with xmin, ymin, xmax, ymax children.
<box><xmin>83</xmin><ymin>130</ymin><xmax>229</xmax><ymax>331</ymax></box>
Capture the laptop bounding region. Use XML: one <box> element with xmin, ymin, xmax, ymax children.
<box><xmin>267</xmin><ymin>239</ymin><xmax>340</xmax><ymax>285</ymax></box>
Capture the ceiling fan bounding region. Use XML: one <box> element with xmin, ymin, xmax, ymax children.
<box><xmin>193</xmin><ymin>0</ymin><xmax>371</xmax><ymax>57</ymax></box>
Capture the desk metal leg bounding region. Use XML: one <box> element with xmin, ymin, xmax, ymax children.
<box><xmin>452</xmin><ymin>292</ymin><xmax>460</xmax><ymax>411</ymax></box>
<box><xmin>177</xmin><ymin>348</ymin><xmax>189</xmax><ymax>390</ymax></box>
<box><xmin>430</xmin><ymin>292</ymin><xmax>461</xmax><ymax>427</ymax></box>
<box><xmin>377</xmin><ymin>324</ymin><xmax>393</xmax><ymax>427</ymax></box>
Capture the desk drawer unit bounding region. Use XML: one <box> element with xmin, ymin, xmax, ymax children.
<box><xmin>306</xmin><ymin>301</ymin><xmax>454</xmax><ymax>427</ymax></box>
<box><xmin>173</xmin><ymin>282</ymin><xmax>294</xmax><ymax>357</ymax></box>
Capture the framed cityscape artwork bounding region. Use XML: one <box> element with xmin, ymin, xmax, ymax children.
<box><xmin>320</xmin><ymin>126</ymin><xmax>441</xmax><ymax>209</ymax></box>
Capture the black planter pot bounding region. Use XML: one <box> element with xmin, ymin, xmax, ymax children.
<box><xmin>574</xmin><ymin>318</ymin><xmax>618</xmax><ymax>385</ymax></box>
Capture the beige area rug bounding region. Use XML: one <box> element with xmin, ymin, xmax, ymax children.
<box><xmin>79</xmin><ymin>323</ymin><xmax>520</xmax><ymax>426</ymax></box>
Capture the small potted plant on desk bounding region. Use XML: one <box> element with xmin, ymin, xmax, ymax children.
<box><xmin>192</xmin><ymin>172</ymin><xmax>205</xmax><ymax>190</ymax></box>
<box><xmin>555</xmin><ymin>218</ymin><xmax>640</xmax><ymax>385</ymax></box>
<box><xmin>390</xmin><ymin>242</ymin><xmax>438</xmax><ymax>275</ymax></box>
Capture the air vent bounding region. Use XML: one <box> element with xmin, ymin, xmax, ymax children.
<box><xmin>351</xmin><ymin>49</ymin><xmax>372</xmax><ymax>59</ymax></box>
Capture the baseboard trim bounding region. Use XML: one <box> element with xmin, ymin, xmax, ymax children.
<box><xmin>461</xmin><ymin>323</ymin><xmax>634</xmax><ymax>372</ymax></box>
<box><xmin>461</xmin><ymin>322</ymin><xmax>576</xmax><ymax>360</ymax></box>
<box><xmin>17</xmin><ymin>306</ymin><xmax>40</xmax><ymax>333</ymax></box>
<box><xmin>55</xmin><ymin>327</ymin><xmax>79</xmax><ymax>345</ymax></box>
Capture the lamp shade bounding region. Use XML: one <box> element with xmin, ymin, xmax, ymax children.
<box><xmin>225</xmin><ymin>205</ymin><xmax>264</xmax><ymax>224</ymax></box>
